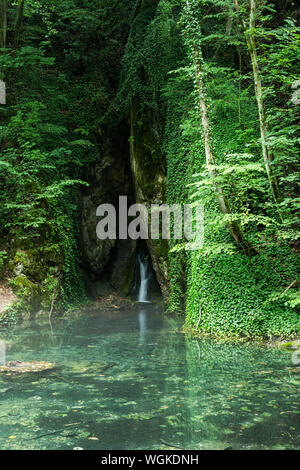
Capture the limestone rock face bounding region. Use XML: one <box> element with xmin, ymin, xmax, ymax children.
<box><xmin>81</xmin><ymin>189</ymin><xmax>116</xmax><ymax>277</ymax></box>
<box><xmin>129</xmin><ymin>101</ymin><xmax>169</xmax><ymax>300</ymax></box>
<box><xmin>79</xmin><ymin>134</ymin><xmax>137</xmax><ymax>297</ymax></box>
<box><xmin>110</xmin><ymin>239</ymin><xmax>136</xmax><ymax>295</ymax></box>
<box><xmin>80</xmin><ymin>103</ymin><xmax>170</xmax><ymax>301</ymax></box>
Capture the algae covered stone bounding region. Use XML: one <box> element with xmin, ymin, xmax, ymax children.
<box><xmin>0</xmin><ymin>361</ymin><xmax>55</xmax><ymax>374</ymax></box>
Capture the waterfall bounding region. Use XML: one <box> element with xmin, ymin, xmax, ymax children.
<box><xmin>137</xmin><ymin>253</ymin><xmax>151</xmax><ymax>303</ymax></box>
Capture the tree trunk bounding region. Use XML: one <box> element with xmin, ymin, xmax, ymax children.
<box><xmin>13</xmin><ymin>0</ymin><xmax>25</xmax><ymax>49</ymax></box>
<box><xmin>0</xmin><ymin>0</ymin><xmax>7</xmax><ymax>49</ymax></box>
<box><xmin>185</xmin><ymin>0</ymin><xmax>250</xmax><ymax>254</ymax></box>
<box><xmin>233</xmin><ymin>0</ymin><xmax>283</xmax><ymax>213</ymax></box>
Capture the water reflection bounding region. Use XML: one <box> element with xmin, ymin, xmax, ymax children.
<box><xmin>138</xmin><ymin>307</ymin><xmax>147</xmax><ymax>345</ymax></box>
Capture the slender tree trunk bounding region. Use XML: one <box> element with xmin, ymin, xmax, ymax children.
<box><xmin>13</xmin><ymin>0</ymin><xmax>25</xmax><ymax>49</ymax></box>
<box><xmin>0</xmin><ymin>0</ymin><xmax>6</xmax><ymax>88</ymax></box>
<box><xmin>233</xmin><ymin>0</ymin><xmax>283</xmax><ymax>213</ymax></box>
<box><xmin>185</xmin><ymin>0</ymin><xmax>250</xmax><ymax>254</ymax></box>
<box><xmin>237</xmin><ymin>46</ymin><xmax>242</xmax><ymax>127</ymax></box>
<box><xmin>0</xmin><ymin>0</ymin><xmax>7</xmax><ymax>49</ymax></box>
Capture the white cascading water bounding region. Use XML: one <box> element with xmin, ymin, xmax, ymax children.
<box><xmin>137</xmin><ymin>253</ymin><xmax>151</xmax><ymax>303</ymax></box>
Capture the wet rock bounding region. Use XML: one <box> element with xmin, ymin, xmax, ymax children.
<box><xmin>129</xmin><ymin>101</ymin><xmax>169</xmax><ymax>300</ymax></box>
<box><xmin>110</xmin><ymin>240</ymin><xmax>136</xmax><ymax>296</ymax></box>
<box><xmin>79</xmin><ymin>127</ymin><xmax>137</xmax><ymax>297</ymax></box>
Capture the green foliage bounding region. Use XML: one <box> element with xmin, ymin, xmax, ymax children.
<box><xmin>0</xmin><ymin>0</ymin><xmax>114</xmax><ymax>310</ymax></box>
<box><xmin>0</xmin><ymin>251</ymin><xmax>7</xmax><ymax>279</ymax></box>
<box><xmin>0</xmin><ymin>0</ymin><xmax>298</xmax><ymax>336</ymax></box>
<box><xmin>186</xmin><ymin>245</ymin><xmax>299</xmax><ymax>338</ymax></box>
<box><xmin>161</xmin><ymin>0</ymin><xmax>299</xmax><ymax>335</ymax></box>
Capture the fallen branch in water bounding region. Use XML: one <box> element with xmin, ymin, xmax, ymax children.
<box><xmin>49</xmin><ymin>288</ymin><xmax>57</xmax><ymax>336</ymax></box>
<box><xmin>159</xmin><ymin>438</ymin><xmax>184</xmax><ymax>450</ymax></box>
<box><xmin>25</xmin><ymin>422</ymin><xmax>91</xmax><ymax>441</ymax></box>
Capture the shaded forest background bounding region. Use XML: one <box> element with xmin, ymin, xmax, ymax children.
<box><xmin>0</xmin><ymin>0</ymin><xmax>299</xmax><ymax>337</ymax></box>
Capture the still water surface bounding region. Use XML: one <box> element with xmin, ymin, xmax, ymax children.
<box><xmin>0</xmin><ymin>304</ymin><xmax>299</xmax><ymax>450</ymax></box>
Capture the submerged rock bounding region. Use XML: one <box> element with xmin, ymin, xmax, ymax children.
<box><xmin>0</xmin><ymin>361</ymin><xmax>55</xmax><ymax>374</ymax></box>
